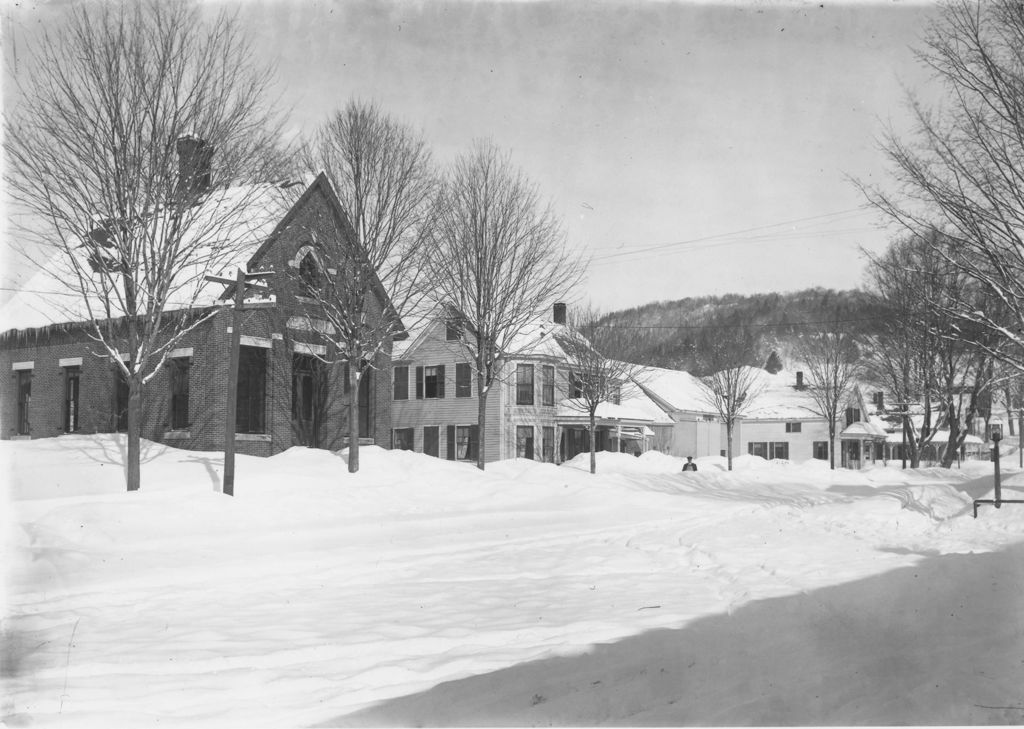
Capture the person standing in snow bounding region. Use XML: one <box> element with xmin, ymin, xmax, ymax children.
<box><xmin>682</xmin><ymin>456</ymin><xmax>697</xmax><ymax>472</ymax></box>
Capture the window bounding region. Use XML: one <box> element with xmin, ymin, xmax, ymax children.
<box><xmin>813</xmin><ymin>441</ymin><xmax>829</xmax><ymax>460</ymax></box>
<box><xmin>845</xmin><ymin>407</ymin><xmax>861</xmax><ymax>427</ymax></box>
<box><xmin>569</xmin><ymin>371</ymin><xmax>583</xmax><ymax>399</ymax></box>
<box><xmin>298</xmin><ymin>251</ymin><xmax>321</xmax><ymax>297</ymax></box>
<box><xmin>423</xmin><ymin>426</ymin><xmax>439</xmax><ymax>457</ymax></box>
<box><xmin>456</xmin><ymin>363</ymin><xmax>472</xmax><ymax>398</ymax></box>
<box><xmin>785</xmin><ymin>422</ymin><xmax>802</xmax><ymax>433</ymax></box>
<box><xmin>750</xmin><ymin>442</ymin><xmax>788</xmax><ymax>460</ymax></box>
<box><xmin>446</xmin><ymin>319</ymin><xmax>462</xmax><ymax>341</ymax></box>
<box><xmin>169</xmin><ymin>357</ymin><xmax>190</xmax><ymax>429</ymax></box>
<box><xmin>16</xmin><ymin>369</ymin><xmax>31</xmax><ymax>435</ymax></box>
<box><xmin>609</xmin><ymin>382</ymin><xmax>621</xmax><ymax>405</ymax></box>
<box><xmin>516</xmin><ymin>364</ymin><xmax>534</xmax><ymax>405</ymax></box>
<box><xmin>393</xmin><ymin>366</ymin><xmax>409</xmax><ymax>400</ymax></box>
<box><xmin>392</xmin><ymin>428</ymin><xmax>414</xmax><ymax>451</ymax></box>
<box><xmin>771</xmin><ymin>442</ymin><xmax>789</xmax><ymax>460</ymax></box>
<box><xmin>517</xmin><ymin>425</ymin><xmax>535</xmax><ymax>459</ymax></box>
<box><xmin>447</xmin><ymin>424</ymin><xmax>479</xmax><ymax>461</ymax></box>
<box><xmin>541</xmin><ymin>365</ymin><xmax>554</xmax><ymax>406</ymax></box>
<box><xmin>236</xmin><ymin>346</ymin><xmax>267</xmax><ymax>434</ymax></box>
<box><xmin>416</xmin><ymin>365</ymin><xmax>445</xmax><ymax>399</ymax></box>
<box><xmin>748</xmin><ymin>441</ymin><xmax>768</xmax><ymax>459</ymax></box>
<box><xmin>543</xmin><ymin>426</ymin><xmax>555</xmax><ymax>462</ymax></box>
<box><xmin>64</xmin><ymin>366</ymin><xmax>80</xmax><ymax>433</ymax></box>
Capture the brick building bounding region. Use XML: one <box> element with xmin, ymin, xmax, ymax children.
<box><xmin>0</xmin><ymin>172</ymin><xmax>398</xmax><ymax>455</ymax></box>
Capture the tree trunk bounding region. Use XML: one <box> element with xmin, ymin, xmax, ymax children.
<box><xmin>476</xmin><ymin>370</ymin><xmax>487</xmax><ymax>471</ymax></box>
<box><xmin>726</xmin><ymin>423</ymin><xmax>734</xmax><ymax>471</ymax></box>
<box><xmin>829</xmin><ymin>425</ymin><xmax>836</xmax><ymax>470</ymax></box>
<box><xmin>589</xmin><ymin>411</ymin><xmax>597</xmax><ymax>474</ymax></box>
<box><xmin>126</xmin><ymin>375</ymin><xmax>143</xmax><ymax>492</ymax></box>
<box><xmin>940</xmin><ymin>403</ymin><xmax>958</xmax><ymax>469</ymax></box>
<box><xmin>348</xmin><ymin>359</ymin><xmax>360</xmax><ymax>474</ymax></box>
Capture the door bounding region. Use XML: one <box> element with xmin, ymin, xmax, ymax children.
<box><xmin>292</xmin><ymin>354</ymin><xmax>322</xmax><ymax>447</ymax></box>
<box><xmin>423</xmin><ymin>426</ymin><xmax>439</xmax><ymax>457</ymax></box>
<box><xmin>64</xmin><ymin>367</ymin><xmax>80</xmax><ymax>432</ymax></box>
<box><xmin>16</xmin><ymin>370</ymin><xmax>31</xmax><ymax>435</ymax></box>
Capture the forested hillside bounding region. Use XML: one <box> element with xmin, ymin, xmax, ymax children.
<box><xmin>600</xmin><ymin>287</ymin><xmax>884</xmax><ymax>374</ymax></box>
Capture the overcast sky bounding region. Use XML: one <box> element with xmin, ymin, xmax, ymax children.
<box><xmin>3</xmin><ymin>0</ymin><xmax>942</xmax><ymax>313</ymax></box>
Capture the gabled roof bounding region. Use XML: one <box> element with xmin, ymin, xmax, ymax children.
<box><xmin>394</xmin><ymin>308</ymin><xmax>569</xmax><ymax>362</ymax></box>
<box><xmin>243</xmin><ymin>172</ymin><xmax>408</xmax><ymax>340</ymax></box>
<box><xmin>1</xmin><ymin>180</ymin><xmax>305</xmax><ymax>334</ymax></box>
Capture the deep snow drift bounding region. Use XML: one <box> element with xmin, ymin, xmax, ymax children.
<box><xmin>2</xmin><ymin>435</ymin><xmax>1023</xmax><ymax>727</ymax></box>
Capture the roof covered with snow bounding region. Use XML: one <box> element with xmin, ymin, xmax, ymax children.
<box><xmin>742</xmin><ymin>368</ymin><xmax>827</xmax><ymax>420</ymax></box>
<box><xmin>1</xmin><ymin>181</ymin><xmax>306</xmax><ymax>333</ymax></box>
<box><xmin>633</xmin><ymin>365</ymin><xmax>715</xmax><ymax>414</ymax></box>
<box><xmin>556</xmin><ymin>397</ymin><xmax>663</xmax><ymax>424</ymax></box>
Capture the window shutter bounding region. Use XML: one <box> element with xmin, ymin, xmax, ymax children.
<box><xmin>437</xmin><ymin>365</ymin><xmax>446</xmax><ymax>398</ymax></box>
<box><xmin>446</xmin><ymin>425</ymin><xmax>456</xmax><ymax>460</ymax></box>
<box><xmin>416</xmin><ymin>366</ymin><xmax>424</xmax><ymax>399</ymax></box>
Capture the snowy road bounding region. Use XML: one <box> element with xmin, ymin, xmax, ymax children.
<box><xmin>3</xmin><ymin>435</ymin><xmax>1023</xmax><ymax>726</ymax></box>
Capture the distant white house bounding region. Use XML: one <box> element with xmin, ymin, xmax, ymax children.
<box><xmin>389</xmin><ymin>305</ymin><xmax>664</xmax><ymax>463</ymax></box>
<box><xmin>635</xmin><ymin>365</ymin><xmax>877</xmax><ymax>466</ymax></box>
<box><xmin>630</xmin><ymin>366</ymin><xmax>722</xmax><ymax>459</ymax></box>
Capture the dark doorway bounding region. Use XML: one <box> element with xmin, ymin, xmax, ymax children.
<box><xmin>64</xmin><ymin>367</ymin><xmax>80</xmax><ymax>432</ymax></box>
<box><xmin>423</xmin><ymin>426</ymin><xmax>439</xmax><ymax>457</ymax></box>
<box><xmin>292</xmin><ymin>354</ymin><xmax>324</xmax><ymax>447</ymax></box>
<box><xmin>517</xmin><ymin>425</ymin><xmax>535</xmax><ymax>460</ymax></box>
<box><xmin>358</xmin><ymin>362</ymin><xmax>372</xmax><ymax>439</ymax></box>
<box><xmin>16</xmin><ymin>370</ymin><xmax>31</xmax><ymax>435</ymax></box>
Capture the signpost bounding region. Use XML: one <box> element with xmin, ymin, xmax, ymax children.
<box><xmin>973</xmin><ymin>429</ymin><xmax>1024</xmax><ymax>517</ymax></box>
<box><xmin>205</xmin><ymin>269</ymin><xmax>272</xmax><ymax>496</ymax></box>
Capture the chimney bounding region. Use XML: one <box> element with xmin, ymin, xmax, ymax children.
<box><xmin>553</xmin><ymin>302</ymin><xmax>566</xmax><ymax>325</ymax></box>
<box><xmin>176</xmin><ymin>136</ymin><xmax>213</xmax><ymax>198</ymax></box>
<box><xmin>795</xmin><ymin>371</ymin><xmax>804</xmax><ymax>389</ymax></box>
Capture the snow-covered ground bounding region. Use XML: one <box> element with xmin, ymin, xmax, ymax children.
<box><xmin>2</xmin><ymin>435</ymin><xmax>1023</xmax><ymax>727</ymax></box>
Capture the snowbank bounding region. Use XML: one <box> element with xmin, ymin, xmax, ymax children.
<box><xmin>4</xmin><ymin>434</ymin><xmax>1024</xmax><ymax>727</ymax></box>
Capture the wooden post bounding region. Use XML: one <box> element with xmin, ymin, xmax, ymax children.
<box><xmin>222</xmin><ymin>268</ymin><xmax>246</xmax><ymax>496</ymax></box>
<box><xmin>992</xmin><ymin>431</ymin><xmax>1002</xmax><ymax>508</ymax></box>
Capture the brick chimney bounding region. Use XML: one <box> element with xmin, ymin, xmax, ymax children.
<box><xmin>796</xmin><ymin>371</ymin><xmax>804</xmax><ymax>389</ymax></box>
<box><xmin>176</xmin><ymin>136</ymin><xmax>213</xmax><ymax>198</ymax></box>
<box><xmin>553</xmin><ymin>302</ymin><xmax>566</xmax><ymax>325</ymax></box>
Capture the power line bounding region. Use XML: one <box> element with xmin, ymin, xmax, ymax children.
<box><xmin>587</xmin><ymin>206</ymin><xmax>876</xmax><ymax>263</ymax></box>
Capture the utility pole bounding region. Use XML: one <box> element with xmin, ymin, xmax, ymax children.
<box><xmin>205</xmin><ymin>268</ymin><xmax>272</xmax><ymax>496</ymax></box>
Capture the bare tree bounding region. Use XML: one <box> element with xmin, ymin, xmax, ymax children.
<box><xmin>793</xmin><ymin>328</ymin><xmax>862</xmax><ymax>470</ymax></box>
<box><xmin>292</xmin><ymin>101</ymin><xmax>438</xmax><ymax>472</ymax></box>
<box><xmin>3</xmin><ymin>1</ymin><xmax>288</xmax><ymax>491</ymax></box>
<box><xmin>863</xmin><ymin>230</ymin><xmax>1000</xmax><ymax>467</ymax></box>
<box><xmin>555</xmin><ymin>305</ymin><xmax>644</xmax><ymax>474</ymax></box>
<box><xmin>428</xmin><ymin>140</ymin><xmax>583</xmax><ymax>470</ymax></box>
<box><xmin>695</xmin><ymin>335</ymin><xmax>766</xmax><ymax>471</ymax></box>
<box><xmin>859</xmin><ymin>0</ymin><xmax>1024</xmax><ymax>375</ymax></box>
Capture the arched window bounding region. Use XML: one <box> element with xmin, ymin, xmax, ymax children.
<box><xmin>298</xmin><ymin>250</ymin><xmax>321</xmax><ymax>297</ymax></box>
